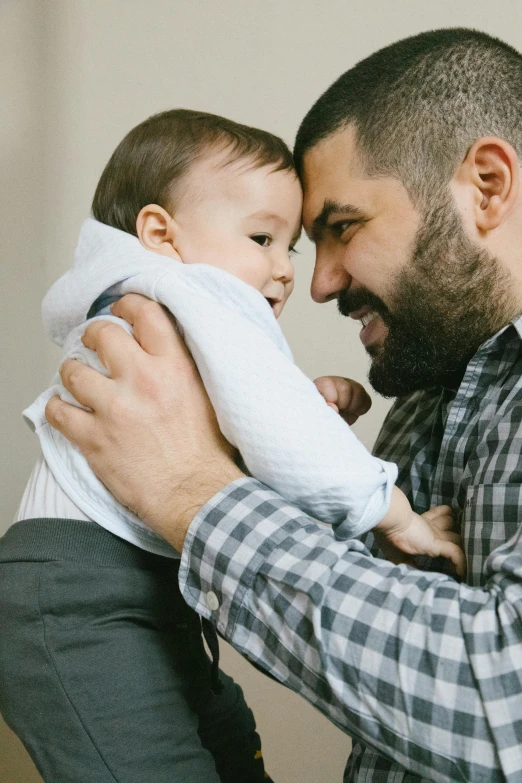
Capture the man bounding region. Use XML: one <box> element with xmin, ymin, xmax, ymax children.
<box><xmin>46</xmin><ymin>28</ymin><xmax>522</xmax><ymax>782</ymax></box>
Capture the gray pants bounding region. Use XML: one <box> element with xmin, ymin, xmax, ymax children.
<box><xmin>0</xmin><ymin>518</ymin><xmax>273</xmax><ymax>783</ymax></box>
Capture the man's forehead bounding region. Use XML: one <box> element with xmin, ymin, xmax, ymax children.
<box><xmin>302</xmin><ymin>126</ymin><xmax>365</xmax><ymax>179</ymax></box>
<box><xmin>301</xmin><ymin>126</ymin><xmax>367</xmax><ymax>225</ymax></box>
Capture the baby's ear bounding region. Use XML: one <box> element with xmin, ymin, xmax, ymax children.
<box><xmin>136</xmin><ymin>204</ymin><xmax>182</xmax><ymax>260</ymax></box>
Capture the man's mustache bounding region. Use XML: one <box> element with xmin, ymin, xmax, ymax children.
<box><xmin>337</xmin><ymin>287</ymin><xmax>391</xmax><ymax>322</ymax></box>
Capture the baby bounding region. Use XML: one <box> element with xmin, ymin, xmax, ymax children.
<box><xmin>6</xmin><ymin>110</ymin><xmax>463</xmax><ymax>783</ymax></box>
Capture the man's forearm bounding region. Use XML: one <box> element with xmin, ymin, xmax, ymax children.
<box><xmin>179</xmin><ymin>479</ymin><xmax>522</xmax><ymax>782</ymax></box>
<box><xmin>161</xmin><ymin>465</ymin><xmax>245</xmax><ymax>551</ymax></box>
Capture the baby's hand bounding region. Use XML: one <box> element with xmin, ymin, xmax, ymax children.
<box><xmin>374</xmin><ymin>494</ymin><xmax>466</xmax><ymax>577</ymax></box>
<box><xmin>314</xmin><ymin>376</ymin><xmax>372</xmax><ymax>425</ymax></box>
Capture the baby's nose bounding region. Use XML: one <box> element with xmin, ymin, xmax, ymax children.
<box><xmin>274</xmin><ymin>252</ymin><xmax>295</xmax><ymax>283</ymax></box>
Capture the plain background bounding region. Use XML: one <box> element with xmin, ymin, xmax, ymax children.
<box><xmin>2</xmin><ymin>1</ymin><xmax>522</xmax><ymax>781</ymax></box>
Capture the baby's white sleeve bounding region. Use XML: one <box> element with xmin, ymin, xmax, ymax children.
<box><xmin>147</xmin><ymin>266</ymin><xmax>398</xmax><ymax>539</ymax></box>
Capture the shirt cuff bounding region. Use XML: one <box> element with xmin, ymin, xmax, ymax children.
<box><xmin>178</xmin><ymin>477</ymin><xmax>322</xmax><ymax>635</ymax></box>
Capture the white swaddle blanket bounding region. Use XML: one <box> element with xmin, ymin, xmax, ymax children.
<box><xmin>24</xmin><ymin>218</ymin><xmax>397</xmax><ymax>557</ymax></box>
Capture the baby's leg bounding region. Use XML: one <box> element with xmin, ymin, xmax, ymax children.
<box><xmin>0</xmin><ymin>519</ymin><xmax>272</xmax><ymax>782</ymax></box>
<box><xmin>195</xmin><ymin>653</ymin><xmax>274</xmax><ymax>782</ymax></box>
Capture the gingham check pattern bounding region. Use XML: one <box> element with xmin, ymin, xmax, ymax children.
<box><xmin>179</xmin><ymin>317</ymin><xmax>522</xmax><ymax>782</ymax></box>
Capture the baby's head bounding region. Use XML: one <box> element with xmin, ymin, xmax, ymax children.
<box><xmin>92</xmin><ymin>110</ymin><xmax>302</xmax><ymax>317</ymax></box>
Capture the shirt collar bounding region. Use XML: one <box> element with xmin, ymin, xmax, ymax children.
<box><xmin>439</xmin><ymin>314</ymin><xmax>522</xmax><ymax>394</ymax></box>
<box><xmin>473</xmin><ymin>313</ymin><xmax>522</xmax><ymax>358</ymax></box>
<box><xmin>510</xmin><ymin>312</ymin><xmax>522</xmax><ymax>342</ymax></box>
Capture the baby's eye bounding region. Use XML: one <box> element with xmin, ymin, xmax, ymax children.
<box><xmin>250</xmin><ymin>234</ymin><xmax>272</xmax><ymax>247</ymax></box>
<box><xmin>289</xmin><ymin>245</ymin><xmax>300</xmax><ymax>256</ymax></box>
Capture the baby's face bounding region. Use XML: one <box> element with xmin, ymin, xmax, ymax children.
<box><xmin>171</xmin><ymin>155</ymin><xmax>303</xmax><ymax>317</ymax></box>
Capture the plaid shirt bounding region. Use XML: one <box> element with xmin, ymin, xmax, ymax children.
<box><xmin>179</xmin><ymin>316</ymin><xmax>522</xmax><ymax>782</ymax></box>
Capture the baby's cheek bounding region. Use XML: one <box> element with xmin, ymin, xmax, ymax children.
<box><xmin>285</xmin><ymin>279</ymin><xmax>295</xmax><ymax>299</ymax></box>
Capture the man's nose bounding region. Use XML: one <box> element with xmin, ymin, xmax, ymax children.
<box><xmin>310</xmin><ymin>250</ymin><xmax>351</xmax><ymax>303</ymax></box>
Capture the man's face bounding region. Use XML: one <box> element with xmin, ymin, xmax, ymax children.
<box><xmin>301</xmin><ymin>126</ymin><xmax>515</xmax><ymax>396</ymax></box>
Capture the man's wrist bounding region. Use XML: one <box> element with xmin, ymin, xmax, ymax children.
<box><xmin>157</xmin><ymin>464</ymin><xmax>245</xmax><ymax>552</ymax></box>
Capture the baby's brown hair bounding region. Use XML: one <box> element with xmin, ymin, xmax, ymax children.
<box><xmin>92</xmin><ymin>109</ymin><xmax>295</xmax><ymax>236</ymax></box>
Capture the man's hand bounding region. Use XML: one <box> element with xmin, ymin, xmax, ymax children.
<box><xmin>45</xmin><ymin>294</ymin><xmax>244</xmax><ymax>551</ymax></box>
<box><xmin>314</xmin><ymin>376</ymin><xmax>372</xmax><ymax>425</ymax></box>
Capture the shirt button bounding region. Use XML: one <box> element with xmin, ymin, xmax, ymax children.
<box><xmin>206</xmin><ymin>591</ymin><xmax>220</xmax><ymax>611</ymax></box>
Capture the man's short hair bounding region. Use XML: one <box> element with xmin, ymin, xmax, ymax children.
<box><xmin>92</xmin><ymin>109</ymin><xmax>295</xmax><ymax>235</ymax></box>
<box><xmin>294</xmin><ymin>28</ymin><xmax>522</xmax><ymax>206</ymax></box>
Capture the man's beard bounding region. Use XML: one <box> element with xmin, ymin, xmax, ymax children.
<box><xmin>338</xmin><ymin>195</ymin><xmax>517</xmax><ymax>397</ymax></box>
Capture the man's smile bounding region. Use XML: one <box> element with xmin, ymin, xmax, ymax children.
<box><xmin>348</xmin><ymin>307</ymin><xmax>387</xmax><ymax>348</ymax></box>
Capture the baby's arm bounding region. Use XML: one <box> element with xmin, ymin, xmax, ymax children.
<box><xmin>314</xmin><ymin>375</ymin><xmax>371</xmax><ymax>424</ymax></box>
<box><xmin>315</xmin><ymin>376</ymin><xmax>466</xmax><ymax>576</ymax></box>
<box><xmin>374</xmin><ymin>487</ymin><xmax>465</xmax><ymax>576</ymax></box>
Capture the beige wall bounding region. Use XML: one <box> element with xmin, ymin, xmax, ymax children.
<box><xmin>3</xmin><ymin>1</ymin><xmax>522</xmax><ymax>780</ymax></box>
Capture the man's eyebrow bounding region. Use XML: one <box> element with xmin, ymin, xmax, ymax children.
<box><xmin>309</xmin><ymin>200</ymin><xmax>364</xmax><ymax>239</ymax></box>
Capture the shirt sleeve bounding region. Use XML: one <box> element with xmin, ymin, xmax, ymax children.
<box><xmin>179</xmin><ymin>478</ymin><xmax>522</xmax><ymax>783</ymax></box>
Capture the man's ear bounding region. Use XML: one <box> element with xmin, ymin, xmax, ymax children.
<box><xmin>136</xmin><ymin>204</ymin><xmax>182</xmax><ymax>260</ymax></box>
<box><xmin>455</xmin><ymin>136</ymin><xmax>519</xmax><ymax>233</ymax></box>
